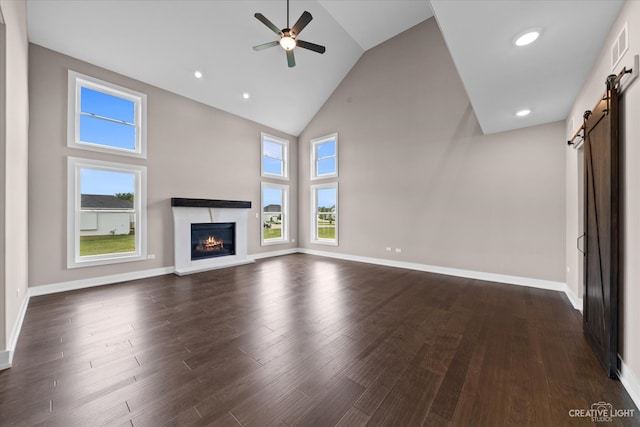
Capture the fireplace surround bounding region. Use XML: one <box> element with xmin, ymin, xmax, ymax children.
<box><xmin>171</xmin><ymin>198</ymin><xmax>253</xmax><ymax>275</ymax></box>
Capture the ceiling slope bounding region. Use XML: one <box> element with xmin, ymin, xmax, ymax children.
<box><xmin>430</xmin><ymin>0</ymin><xmax>624</xmax><ymax>134</ymax></box>
<box><xmin>26</xmin><ymin>0</ymin><xmax>432</xmax><ymax>136</ymax></box>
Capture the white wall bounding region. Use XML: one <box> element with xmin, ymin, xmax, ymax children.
<box><xmin>0</xmin><ymin>0</ymin><xmax>29</xmax><ymax>368</ymax></box>
<box><xmin>565</xmin><ymin>0</ymin><xmax>640</xmax><ymax>405</ymax></box>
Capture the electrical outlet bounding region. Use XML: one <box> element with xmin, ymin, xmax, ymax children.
<box><xmin>386</xmin><ymin>247</ymin><xmax>392</xmax><ymax>252</ymax></box>
<box><xmin>395</xmin><ymin>248</ymin><xmax>402</xmax><ymax>253</ymax></box>
<box><xmin>255</xmin><ymin>213</ymin><xmax>259</xmax><ymax>219</ymax></box>
<box><xmin>147</xmin><ymin>254</ymin><xmax>156</xmax><ymax>260</ymax></box>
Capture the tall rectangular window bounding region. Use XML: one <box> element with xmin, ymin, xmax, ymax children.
<box><xmin>311</xmin><ymin>133</ymin><xmax>338</xmax><ymax>179</ymax></box>
<box><xmin>261</xmin><ymin>182</ymin><xmax>289</xmax><ymax>245</ymax></box>
<box><xmin>68</xmin><ymin>70</ymin><xmax>147</xmax><ymax>158</ymax></box>
<box><xmin>261</xmin><ymin>133</ymin><xmax>289</xmax><ymax>180</ymax></box>
<box><xmin>311</xmin><ymin>183</ymin><xmax>338</xmax><ymax>245</ymax></box>
<box><xmin>68</xmin><ymin>157</ymin><xmax>147</xmax><ymax>268</ymax></box>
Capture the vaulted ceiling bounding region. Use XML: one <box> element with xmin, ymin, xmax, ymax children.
<box><xmin>26</xmin><ymin>0</ymin><xmax>624</xmax><ymax>136</ymax></box>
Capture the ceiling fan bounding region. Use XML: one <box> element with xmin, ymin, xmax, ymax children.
<box><xmin>253</xmin><ymin>0</ymin><xmax>326</xmax><ymax>68</ymax></box>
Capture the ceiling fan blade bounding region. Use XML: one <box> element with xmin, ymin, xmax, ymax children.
<box><xmin>286</xmin><ymin>50</ymin><xmax>296</xmax><ymax>68</ymax></box>
<box><xmin>254</xmin><ymin>13</ymin><xmax>282</xmax><ymax>36</ymax></box>
<box><xmin>291</xmin><ymin>11</ymin><xmax>312</xmax><ymax>36</ymax></box>
<box><xmin>296</xmin><ymin>40</ymin><xmax>326</xmax><ymax>54</ymax></box>
<box><xmin>253</xmin><ymin>41</ymin><xmax>279</xmax><ymax>51</ymax></box>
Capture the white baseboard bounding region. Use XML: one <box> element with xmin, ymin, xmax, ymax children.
<box><xmin>29</xmin><ymin>266</ymin><xmax>175</xmax><ymax>297</ymax></box>
<box><xmin>298</xmin><ymin>248</ymin><xmax>566</xmax><ymax>292</ymax></box>
<box><xmin>250</xmin><ymin>248</ymin><xmax>299</xmax><ymax>260</ymax></box>
<box><xmin>618</xmin><ymin>357</ymin><xmax>640</xmax><ymax>410</ymax></box>
<box><xmin>564</xmin><ymin>285</ymin><xmax>583</xmax><ymax>311</ymax></box>
<box><xmin>0</xmin><ymin>291</ymin><xmax>30</xmax><ymax>370</ymax></box>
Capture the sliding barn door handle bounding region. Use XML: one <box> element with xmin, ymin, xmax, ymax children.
<box><xmin>577</xmin><ymin>233</ymin><xmax>586</xmax><ymax>255</ymax></box>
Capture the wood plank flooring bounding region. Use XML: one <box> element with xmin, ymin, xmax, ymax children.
<box><xmin>1</xmin><ymin>254</ymin><xmax>638</xmax><ymax>426</ymax></box>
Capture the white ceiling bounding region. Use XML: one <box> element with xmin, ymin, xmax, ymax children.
<box><xmin>431</xmin><ymin>0</ymin><xmax>624</xmax><ymax>134</ymax></box>
<box><xmin>26</xmin><ymin>0</ymin><xmax>624</xmax><ymax>137</ymax></box>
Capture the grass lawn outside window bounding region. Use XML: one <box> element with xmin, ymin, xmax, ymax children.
<box><xmin>80</xmin><ymin>234</ymin><xmax>136</xmax><ymax>256</ymax></box>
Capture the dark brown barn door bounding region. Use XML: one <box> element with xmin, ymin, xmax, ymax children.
<box><xmin>582</xmin><ymin>75</ymin><xmax>619</xmax><ymax>378</ymax></box>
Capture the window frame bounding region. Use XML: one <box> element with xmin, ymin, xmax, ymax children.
<box><xmin>311</xmin><ymin>182</ymin><xmax>338</xmax><ymax>246</ymax></box>
<box><xmin>310</xmin><ymin>133</ymin><xmax>338</xmax><ymax>180</ymax></box>
<box><xmin>67</xmin><ymin>156</ymin><xmax>147</xmax><ymax>268</ymax></box>
<box><xmin>261</xmin><ymin>133</ymin><xmax>289</xmax><ymax>180</ymax></box>
<box><xmin>67</xmin><ymin>70</ymin><xmax>147</xmax><ymax>158</ymax></box>
<box><xmin>261</xmin><ymin>182</ymin><xmax>289</xmax><ymax>246</ymax></box>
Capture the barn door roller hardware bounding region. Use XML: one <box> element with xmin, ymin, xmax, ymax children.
<box><xmin>567</xmin><ymin>58</ymin><xmax>636</xmax><ymax>146</ymax></box>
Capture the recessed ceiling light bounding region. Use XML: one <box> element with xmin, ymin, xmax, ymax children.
<box><xmin>515</xmin><ymin>30</ymin><xmax>540</xmax><ymax>47</ymax></box>
<box><xmin>516</xmin><ymin>109</ymin><xmax>531</xmax><ymax>117</ymax></box>
<box><xmin>242</xmin><ymin>92</ymin><xmax>250</xmax><ymax>100</ymax></box>
<box><xmin>194</xmin><ymin>70</ymin><xmax>203</xmax><ymax>79</ymax></box>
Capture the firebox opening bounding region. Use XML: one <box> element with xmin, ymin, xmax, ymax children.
<box><xmin>191</xmin><ymin>222</ymin><xmax>236</xmax><ymax>260</ymax></box>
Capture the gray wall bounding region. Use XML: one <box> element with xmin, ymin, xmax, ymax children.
<box><xmin>28</xmin><ymin>44</ymin><xmax>298</xmax><ymax>288</ymax></box>
<box><xmin>298</xmin><ymin>18</ymin><xmax>566</xmax><ymax>282</ymax></box>
<box><xmin>0</xmin><ymin>0</ymin><xmax>29</xmax><ymax>359</ymax></box>
<box><xmin>565</xmin><ymin>0</ymin><xmax>640</xmax><ymax>399</ymax></box>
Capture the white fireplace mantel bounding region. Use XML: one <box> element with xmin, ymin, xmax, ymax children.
<box><xmin>171</xmin><ymin>198</ymin><xmax>254</xmax><ymax>275</ymax></box>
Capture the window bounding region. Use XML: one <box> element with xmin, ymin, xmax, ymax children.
<box><xmin>68</xmin><ymin>70</ymin><xmax>147</xmax><ymax>158</ymax></box>
<box><xmin>261</xmin><ymin>182</ymin><xmax>289</xmax><ymax>245</ymax></box>
<box><xmin>68</xmin><ymin>157</ymin><xmax>147</xmax><ymax>268</ymax></box>
<box><xmin>261</xmin><ymin>133</ymin><xmax>289</xmax><ymax>180</ymax></box>
<box><xmin>311</xmin><ymin>183</ymin><xmax>338</xmax><ymax>245</ymax></box>
<box><xmin>311</xmin><ymin>133</ymin><xmax>338</xmax><ymax>179</ymax></box>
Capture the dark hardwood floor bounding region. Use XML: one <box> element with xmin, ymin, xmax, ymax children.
<box><xmin>1</xmin><ymin>254</ymin><xmax>638</xmax><ymax>426</ymax></box>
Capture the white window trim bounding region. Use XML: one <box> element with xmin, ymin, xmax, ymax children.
<box><xmin>261</xmin><ymin>132</ymin><xmax>289</xmax><ymax>180</ymax></box>
<box><xmin>67</xmin><ymin>157</ymin><xmax>147</xmax><ymax>268</ymax></box>
<box><xmin>311</xmin><ymin>182</ymin><xmax>338</xmax><ymax>246</ymax></box>
<box><xmin>261</xmin><ymin>182</ymin><xmax>289</xmax><ymax>246</ymax></box>
<box><xmin>67</xmin><ymin>70</ymin><xmax>147</xmax><ymax>158</ymax></box>
<box><xmin>311</xmin><ymin>133</ymin><xmax>338</xmax><ymax>180</ymax></box>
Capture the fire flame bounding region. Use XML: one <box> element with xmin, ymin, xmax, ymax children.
<box><xmin>196</xmin><ymin>235</ymin><xmax>224</xmax><ymax>252</ymax></box>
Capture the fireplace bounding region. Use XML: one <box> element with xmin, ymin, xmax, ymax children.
<box><xmin>191</xmin><ymin>222</ymin><xmax>235</xmax><ymax>260</ymax></box>
<box><xmin>172</xmin><ymin>198</ymin><xmax>253</xmax><ymax>275</ymax></box>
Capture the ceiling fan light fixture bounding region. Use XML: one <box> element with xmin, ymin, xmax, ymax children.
<box><xmin>253</xmin><ymin>1</ymin><xmax>325</xmax><ymax>67</ymax></box>
<box><xmin>280</xmin><ymin>34</ymin><xmax>296</xmax><ymax>51</ymax></box>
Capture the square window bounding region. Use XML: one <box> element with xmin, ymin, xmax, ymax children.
<box><xmin>311</xmin><ymin>133</ymin><xmax>338</xmax><ymax>179</ymax></box>
<box><xmin>261</xmin><ymin>133</ymin><xmax>289</xmax><ymax>180</ymax></box>
<box><xmin>68</xmin><ymin>71</ymin><xmax>147</xmax><ymax>158</ymax></box>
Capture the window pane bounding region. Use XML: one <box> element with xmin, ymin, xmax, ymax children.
<box><xmin>317</xmin><ymin>158</ymin><xmax>336</xmax><ymax>175</ymax></box>
<box><xmin>80</xmin><ymin>169</ymin><xmax>135</xmax><ymax>196</ymax></box>
<box><xmin>81</xmin><ymin>87</ymin><xmax>135</xmax><ymax>123</ymax></box>
<box><xmin>263</xmin><ymin>213</ymin><xmax>283</xmax><ymax>240</ymax></box>
<box><xmin>263</xmin><ymin>157</ymin><xmax>283</xmax><ymax>176</ymax></box>
<box><xmin>263</xmin><ymin>140</ymin><xmax>283</xmax><ymax>160</ymax></box>
<box><xmin>79</xmin><ymin>168</ymin><xmax>136</xmax><ymax>256</ymax></box>
<box><xmin>316</xmin><ymin>188</ymin><xmax>336</xmax><ymax>212</ymax></box>
<box><xmin>316</xmin><ymin>188</ymin><xmax>336</xmax><ymax>240</ymax></box>
<box><xmin>317</xmin><ymin>140</ymin><xmax>335</xmax><ymax>158</ymax></box>
<box><xmin>263</xmin><ymin>187</ymin><xmax>283</xmax><ymax>241</ymax></box>
<box><xmin>80</xmin><ymin>115</ymin><xmax>136</xmax><ymax>150</ymax></box>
